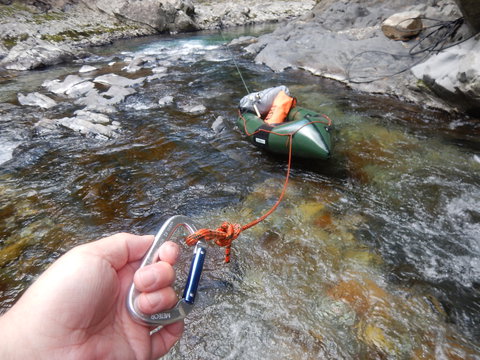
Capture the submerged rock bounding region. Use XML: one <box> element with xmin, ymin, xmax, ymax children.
<box><xmin>123</xmin><ymin>55</ymin><xmax>157</xmax><ymax>73</ymax></box>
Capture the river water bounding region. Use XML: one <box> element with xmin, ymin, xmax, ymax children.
<box><xmin>0</xmin><ymin>26</ymin><xmax>479</xmax><ymax>359</ymax></box>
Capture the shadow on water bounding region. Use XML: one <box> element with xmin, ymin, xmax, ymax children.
<box><xmin>0</xmin><ymin>25</ymin><xmax>479</xmax><ymax>358</ymax></box>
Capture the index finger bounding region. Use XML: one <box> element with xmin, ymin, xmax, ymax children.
<box><xmin>82</xmin><ymin>233</ymin><xmax>154</xmax><ymax>270</ymax></box>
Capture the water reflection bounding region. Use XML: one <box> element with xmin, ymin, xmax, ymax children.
<box><xmin>0</xmin><ymin>26</ymin><xmax>479</xmax><ymax>358</ymax></box>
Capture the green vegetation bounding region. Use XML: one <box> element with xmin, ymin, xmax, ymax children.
<box><xmin>0</xmin><ymin>3</ymin><xmax>31</xmax><ymax>18</ymax></box>
<box><xmin>32</xmin><ymin>11</ymin><xmax>66</xmax><ymax>24</ymax></box>
<box><xmin>3</xmin><ymin>33</ymin><xmax>29</xmax><ymax>49</ymax></box>
<box><xmin>41</xmin><ymin>25</ymin><xmax>141</xmax><ymax>43</ymax></box>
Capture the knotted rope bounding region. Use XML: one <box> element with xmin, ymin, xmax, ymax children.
<box><xmin>185</xmin><ymin>111</ymin><xmax>332</xmax><ymax>262</ymax></box>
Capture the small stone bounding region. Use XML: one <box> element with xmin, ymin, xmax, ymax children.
<box><xmin>211</xmin><ymin>116</ymin><xmax>225</xmax><ymax>133</ymax></box>
<box><xmin>152</xmin><ymin>66</ymin><xmax>167</xmax><ymax>73</ymax></box>
<box><xmin>381</xmin><ymin>11</ymin><xmax>423</xmax><ymax>41</ymax></box>
<box><xmin>158</xmin><ymin>95</ymin><xmax>174</xmax><ymax>106</ymax></box>
<box><xmin>183</xmin><ymin>104</ymin><xmax>207</xmax><ymax>115</ymax></box>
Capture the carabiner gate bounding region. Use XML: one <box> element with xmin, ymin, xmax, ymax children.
<box><xmin>127</xmin><ymin>215</ymin><xmax>207</xmax><ymax>326</ymax></box>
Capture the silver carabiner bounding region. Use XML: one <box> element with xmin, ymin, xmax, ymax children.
<box><xmin>127</xmin><ymin>215</ymin><xmax>207</xmax><ymax>326</ymax></box>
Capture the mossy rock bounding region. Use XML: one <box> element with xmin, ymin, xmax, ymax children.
<box><xmin>3</xmin><ymin>33</ymin><xmax>29</xmax><ymax>49</ymax></box>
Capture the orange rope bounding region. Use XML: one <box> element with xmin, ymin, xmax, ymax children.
<box><xmin>185</xmin><ymin>110</ymin><xmax>332</xmax><ymax>262</ymax></box>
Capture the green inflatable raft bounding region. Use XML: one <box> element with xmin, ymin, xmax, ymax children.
<box><xmin>237</xmin><ymin>106</ymin><xmax>333</xmax><ymax>160</ymax></box>
<box><xmin>237</xmin><ymin>86</ymin><xmax>333</xmax><ymax>160</ymax></box>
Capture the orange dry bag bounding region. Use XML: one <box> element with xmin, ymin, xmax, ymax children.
<box><xmin>264</xmin><ymin>90</ymin><xmax>297</xmax><ymax>125</ymax></box>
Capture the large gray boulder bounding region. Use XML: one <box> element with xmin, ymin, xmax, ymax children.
<box><xmin>17</xmin><ymin>92</ymin><xmax>57</xmax><ymax>109</ymax></box>
<box><xmin>0</xmin><ymin>38</ymin><xmax>74</xmax><ymax>71</ymax></box>
<box><xmin>84</xmin><ymin>0</ymin><xmax>197</xmax><ymax>32</ymax></box>
<box><xmin>411</xmin><ymin>34</ymin><xmax>480</xmax><ymax>115</ymax></box>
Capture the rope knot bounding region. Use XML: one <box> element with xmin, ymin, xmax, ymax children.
<box><xmin>185</xmin><ymin>222</ymin><xmax>242</xmax><ymax>263</ymax></box>
<box><xmin>215</xmin><ymin>222</ymin><xmax>242</xmax><ymax>246</ymax></box>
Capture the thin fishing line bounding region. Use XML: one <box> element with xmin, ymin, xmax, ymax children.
<box><xmin>219</xmin><ymin>28</ymin><xmax>251</xmax><ymax>95</ymax></box>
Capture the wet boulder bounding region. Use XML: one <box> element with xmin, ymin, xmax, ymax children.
<box><xmin>65</xmin><ymin>81</ymin><xmax>95</xmax><ymax>98</ymax></box>
<box><xmin>211</xmin><ymin>116</ymin><xmax>225</xmax><ymax>133</ymax></box>
<box><xmin>102</xmin><ymin>85</ymin><xmax>136</xmax><ymax>103</ymax></box>
<box><xmin>74</xmin><ymin>89</ymin><xmax>116</xmax><ymax>113</ymax></box>
<box><xmin>181</xmin><ymin>103</ymin><xmax>207</xmax><ymax>114</ymax></box>
<box><xmin>43</xmin><ymin>75</ymin><xmax>91</xmax><ymax>96</ymax></box>
<box><xmin>158</xmin><ymin>95</ymin><xmax>174</xmax><ymax>106</ymax></box>
<box><xmin>73</xmin><ymin>109</ymin><xmax>111</xmax><ymax>124</ymax></box>
<box><xmin>56</xmin><ymin>116</ymin><xmax>116</xmax><ymax>138</ymax></box>
<box><xmin>93</xmin><ymin>73</ymin><xmax>145</xmax><ymax>87</ymax></box>
<box><xmin>38</xmin><ymin>109</ymin><xmax>119</xmax><ymax>138</ymax></box>
<box><xmin>17</xmin><ymin>92</ymin><xmax>57</xmax><ymax>109</ymax></box>
<box><xmin>79</xmin><ymin>65</ymin><xmax>98</xmax><ymax>73</ymax></box>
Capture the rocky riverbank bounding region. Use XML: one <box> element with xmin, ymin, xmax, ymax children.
<box><xmin>0</xmin><ymin>0</ymin><xmax>315</xmax><ymax>71</ymax></box>
<box><xmin>239</xmin><ymin>0</ymin><xmax>480</xmax><ymax>115</ymax></box>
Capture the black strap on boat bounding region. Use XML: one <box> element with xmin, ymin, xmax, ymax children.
<box><xmin>252</xmin><ymin>124</ymin><xmax>273</xmax><ymax>149</ymax></box>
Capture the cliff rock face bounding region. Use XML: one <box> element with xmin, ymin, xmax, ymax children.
<box><xmin>85</xmin><ymin>0</ymin><xmax>197</xmax><ymax>33</ymax></box>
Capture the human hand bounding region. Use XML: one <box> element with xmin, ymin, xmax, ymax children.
<box><xmin>0</xmin><ymin>233</ymin><xmax>183</xmax><ymax>360</ymax></box>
